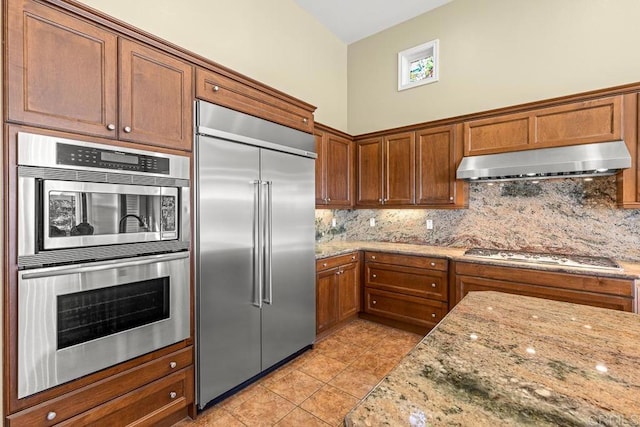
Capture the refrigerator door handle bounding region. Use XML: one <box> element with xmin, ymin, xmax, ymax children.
<box><xmin>263</xmin><ymin>181</ymin><xmax>273</xmax><ymax>304</ymax></box>
<box><xmin>252</xmin><ymin>180</ymin><xmax>263</xmax><ymax>308</ymax></box>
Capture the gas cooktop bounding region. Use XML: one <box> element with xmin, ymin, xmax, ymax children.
<box><xmin>463</xmin><ymin>248</ymin><xmax>622</xmax><ymax>271</ymax></box>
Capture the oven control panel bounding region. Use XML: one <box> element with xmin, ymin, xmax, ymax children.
<box><xmin>56</xmin><ymin>143</ymin><xmax>170</xmax><ymax>174</ymax></box>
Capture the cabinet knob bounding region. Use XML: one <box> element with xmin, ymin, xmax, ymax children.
<box><xmin>106</xmin><ymin>123</ymin><xmax>115</xmax><ymax>131</ymax></box>
<box><xmin>336</xmin><ymin>271</ymin><xmax>341</xmax><ymax>275</ymax></box>
<box><xmin>430</xmin><ymin>262</ymin><xmax>436</xmax><ymax>267</ymax></box>
<box><xmin>322</xmin><ymin>263</ymin><xmax>327</xmax><ymax>267</ymax></box>
<box><xmin>372</xmin><ymin>274</ymin><xmax>377</xmax><ymax>278</ymax></box>
<box><xmin>169</xmin><ymin>361</ymin><xmax>177</xmax><ymax>369</ymax></box>
<box><xmin>169</xmin><ymin>391</ymin><xmax>177</xmax><ymax>399</ymax></box>
<box><xmin>372</xmin><ymin>300</ymin><xmax>377</xmax><ymax>305</ymax></box>
<box><xmin>351</xmin><ymin>256</ymin><xmax>356</xmax><ymax>260</ymax></box>
<box><xmin>123</xmin><ymin>126</ymin><xmax>132</xmax><ymax>133</ymax></box>
<box><xmin>212</xmin><ymin>85</ymin><xmax>220</xmax><ymax>92</ymax></box>
<box><xmin>449</xmin><ymin>196</ymin><xmax>454</xmax><ymax>201</ymax></box>
<box><xmin>432</xmin><ymin>313</ymin><xmax>437</xmax><ymax>318</ymax></box>
<box><xmin>371</xmin><ymin>256</ymin><xmax>376</xmax><ymax>260</ymax></box>
<box><xmin>46</xmin><ymin>412</ymin><xmax>57</xmax><ymax>421</ymax></box>
<box><xmin>303</xmin><ymin>118</ymin><xmax>309</xmax><ymax>124</ymax></box>
<box><xmin>431</xmin><ymin>283</ymin><xmax>437</xmax><ymax>288</ymax></box>
<box><xmin>327</xmin><ymin>197</ymin><xmax>331</xmax><ymax>202</ymax></box>
<box><xmin>384</xmin><ymin>198</ymin><xmax>388</xmax><ymax>202</ymax></box>
<box><xmin>378</xmin><ymin>198</ymin><xmax>383</xmax><ymax>203</ymax></box>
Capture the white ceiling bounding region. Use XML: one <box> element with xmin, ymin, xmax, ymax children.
<box><xmin>294</xmin><ymin>0</ymin><xmax>453</xmax><ymax>44</ymax></box>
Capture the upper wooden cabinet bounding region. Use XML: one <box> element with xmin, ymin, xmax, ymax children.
<box><xmin>196</xmin><ymin>68</ymin><xmax>314</xmax><ymax>133</ymax></box>
<box><xmin>7</xmin><ymin>0</ymin><xmax>193</xmax><ymax>151</ymax></box>
<box><xmin>315</xmin><ymin>125</ymin><xmax>354</xmax><ymax>208</ymax></box>
<box><xmin>617</xmin><ymin>92</ymin><xmax>640</xmax><ymax>208</ymax></box>
<box><xmin>415</xmin><ymin>124</ymin><xmax>467</xmax><ymax>207</ymax></box>
<box><xmin>463</xmin><ymin>96</ymin><xmax>623</xmax><ymax>156</ymax></box>
<box><xmin>356</xmin><ymin>132</ymin><xmax>415</xmax><ymax>206</ymax></box>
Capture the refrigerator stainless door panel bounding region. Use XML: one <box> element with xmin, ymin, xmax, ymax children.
<box><xmin>196</xmin><ymin>136</ymin><xmax>262</xmax><ymax>407</ymax></box>
<box><xmin>260</xmin><ymin>149</ymin><xmax>316</xmax><ymax>370</ymax></box>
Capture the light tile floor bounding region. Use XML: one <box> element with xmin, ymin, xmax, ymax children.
<box><xmin>176</xmin><ymin>319</ymin><xmax>423</xmax><ymax>426</ymax></box>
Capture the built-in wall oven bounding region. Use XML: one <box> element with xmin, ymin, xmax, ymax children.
<box><xmin>16</xmin><ymin>132</ymin><xmax>191</xmax><ymax>398</ymax></box>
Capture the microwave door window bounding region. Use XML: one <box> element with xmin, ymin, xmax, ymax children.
<box><xmin>49</xmin><ymin>192</ymin><xmax>78</xmax><ymax>237</ymax></box>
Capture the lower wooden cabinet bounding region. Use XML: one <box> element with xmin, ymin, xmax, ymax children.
<box><xmin>6</xmin><ymin>346</ymin><xmax>194</xmax><ymax>426</ymax></box>
<box><xmin>454</xmin><ymin>262</ymin><xmax>634</xmax><ymax>312</ymax></box>
<box><xmin>363</xmin><ymin>251</ymin><xmax>449</xmax><ymax>333</ymax></box>
<box><xmin>316</xmin><ymin>252</ymin><xmax>360</xmax><ymax>335</ymax></box>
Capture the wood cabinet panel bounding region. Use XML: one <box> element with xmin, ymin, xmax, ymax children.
<box><xmin>316</xmin><ymin>253</ymin><xmax>360</xmax><ymax>335</ymax></box>
<box><xmin>617</xmin><ymin>92</ymin><xmax>640</xmax><ymax>208</ymax></box>
<box><xmin>416</xmin><ymin>125</ymin><xmax>465</xmax><ymax>206</ymax></box>
<box><xmin>364</xmin><ymin>252</ymin><xmax>448</xmax><ymax>271</ymax></box>
<box><xmin>6</xmin><ymin>347</ymin><xmax>193</xmax><ymax>426</ymax></box>
<box><xmin>316</xmin><ymin>253</ymin><xmax>359</xmax><ymax>272</ymax></box>
<box><xmin>315</xmin><ymin>126</ymin><xmax>353</xmax><ymax>207</ymax></box>
<box><xmin>7</xmin><ymin>0</ymin><xmax>118</xmax><ymax>137</ymax></box>
<box><xmin>119</xmin><ymin>39</ymin><xmax>193</xmax><ymax>151</ymax></box>
<box><xmin>455</xmin><ymin>275</ymin><xmax>633</xmax><ymax>312</ymax></box>
<box><xmin>338</xmin><ymin>262</ymin><xmax>360</xmax><ymax>320</ymax></box>
<box><xmin>383</xmin><ymin>132</ymin><xmax>415</xmax><ymax>205</ymax></box>
<box><xmin>316</xmin><ymin>268</ymin><xmax>339</xmax><ymax>334</ymax></box>
<box><xmin>464</xmin><ymin>96</ymin><xmax>623</xmax><ymax>156</ymax></box>
<box><xmin>195</xmin><ymin>68</ymin><xmax>313</xmax><ymax>133</ymax></box>
<box><xmin>365</xmin><ymin>263</ymin><xmax>447</xmax><ymax>301</ymax></box>
<box><xmin>364</xmin><ymin>288</ymin><xmax>447</xmax><ymax>329</ymax></box>
<box><xmin>356</xmin><ymin>137</ymin><xmax>383</xmax><ymax>206</ymax></box>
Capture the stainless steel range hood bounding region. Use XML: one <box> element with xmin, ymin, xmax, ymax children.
<box><xmin>456</xmin><ymin>141</ymin><xmax>631</xmax><ymax>182</ymax></box>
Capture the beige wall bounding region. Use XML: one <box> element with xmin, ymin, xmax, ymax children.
<box><xmin>77</xmin><ymin>0</ymin><xmax>348</xmax><ymax>131</ymax></box>
<box><xmin>348</xmin><ymin>0</ymin><xmax>640</xmax><ymax>135</ymax></box>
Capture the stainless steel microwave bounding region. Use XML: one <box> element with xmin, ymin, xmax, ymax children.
<box><xmin>17</xmin><ymin>132</ymin><xmax>190</xmax><ymax>268</ymax></box>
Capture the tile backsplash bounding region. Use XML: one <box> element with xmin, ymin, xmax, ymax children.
<box><xmin>315</xmin><ymin>176</ymin><xmax>640</xmax><ymax>261</ymax></box>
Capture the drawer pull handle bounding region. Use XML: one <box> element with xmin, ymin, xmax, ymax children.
<box><xmin>323</xmin><ymin>263</ymin><xmax>327</xmax><ymax>267</ymax></box>
<box><xmin>303</xmin><ymin>118</ymin><xmax>309</xmax><ymax>124</ymax></box>
<box><xmin>372</xmin><ymin>274</ymin><xmax>377</xmax><ymax>278</ymax></box>
<box><xmin>431</xmin><ymin>313</ymin><xmax>436</xmax><ymax>318</ymax></box>
<box><xmin>351</xmin><ymin>255</ymin><xmax>356</xmax><ymax>260</ymax></box>
<box><xmin>371</xmin><ymin>256</ymin><xmax>376</xmax><ymax>260</ymax></box>
<box><xmin>46</xmin><ymin>412</ymin><xmax>57</xmax><ymax>421</ymax></box>
<box><xmin>123</xmin><ymin>126</ymin><xmax>132</xmax><ymax>133</ymax></box>
<box><xmin>212</xmin><ymin>85</ymin><xmax>220</xmax><ymax>92</ymax></box>
<box><xmin>106</xmin><ymin>123</ymin><xmax>115</xmax><ymax>131</ymax></box>
<box><xmin>430</xmin><ymin>262</ymin><xmax>436</xmax><ymax>267</ymax></box>
<box><xmin>169</xmin><ymin>391</ymin><xmax>178</xmax><ymax>399</ymax></box>
<box><xmin>431</xmin><ymin>283</ymin><xmax>437</xmax><ymax>288</ymax></box>
<box><xmin>169</xmin><ymin>361</ymin><xmax>177</xmax><ymax>369</ymax></box>
<box><xmin>450</xmin><ymin>196</ymin><xmax>454</xmax><ymax>201</ymax></box>
<box><xmin>372</xmin><ymin>300</ymin><xmax>377</xmax><ymax>305</ymax></box>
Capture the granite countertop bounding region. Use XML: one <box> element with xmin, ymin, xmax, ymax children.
<box><xmin>345</xmin><ymin>291</ymin><xmax>640</xmax><ymax>426</ymax></box>
<box><xmin>315</xmin><ymin>241</ymin><xmax>640</xmax><ymax>279</ymax></box>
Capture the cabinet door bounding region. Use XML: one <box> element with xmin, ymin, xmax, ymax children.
<box><xmin>383</xmin><ymin>132</ymin><xmax>415</xmax><ymax>205</ymax></box>
<box><xmin>316</xmin><ymin>268</ymin><xmax>338</xmax><ymax>334</ymax></box>
<box><xmin>119</xmin><ymin>39</ymin><xmax>193</xmax><ymax>151</ymax></box>
<box><xmin>416</xmin><ymin>125</ymin><xmax>456</xmax><ymax>205</ymax></box>
<box><xmin>338</xmin><ymin>262</ymin><xmax>360</xmax><ymax>321</ymax></box>
<box><xmin>7</xmin><ymin>0</ymin><xmax>118</xmax><ymax>138</ymax></box>
<box><xmin>356</xmin><ymin>138</ymin><xmax>383</xmax><ymax>206</ymax></box>
<box><xmin>314</xmin><ymin>130</ymin><xmax>327</xmax><ymax>205</ymax></box>
<box><xmin>325</xmin><ymin>133</ymin><xmax>353</xmax><ymax>206</ymax></box>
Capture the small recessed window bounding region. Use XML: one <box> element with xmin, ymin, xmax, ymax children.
<box><xmin>398</xmin><ymin>39</ymin><xmax>439</xmax><ymax>91</ymax></box>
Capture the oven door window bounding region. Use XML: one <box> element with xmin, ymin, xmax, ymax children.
<box><xmin>43</xmin><ymin>180</ymin><xmax>179</xmax><ymax>249</ymax></box>
<box><xmin>57</xmin><ymin>277</ymin><xmax>170</xmax><ymax>349</ymax></box>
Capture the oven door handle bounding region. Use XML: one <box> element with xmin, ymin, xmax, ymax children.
<box><xmin>20</xmin><ymin>252</ymin><xmax>189</xmax><ymax>279</ymax></box>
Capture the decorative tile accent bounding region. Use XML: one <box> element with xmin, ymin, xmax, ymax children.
<box><xmin>316</xmin><ymin>177</ymin><xmax>640</xmax><ymax>261</ymax></box>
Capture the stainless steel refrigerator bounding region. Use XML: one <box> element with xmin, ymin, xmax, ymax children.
<box><xmin>195</xmin><ymin>101</ymin><xmax>316</xmax><ymax>409</ymax></box>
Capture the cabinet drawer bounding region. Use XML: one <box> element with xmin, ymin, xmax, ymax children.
<box><xmin>7</xmin><ymin>347</ymin><xmax>192</xmax><ymax>426</ymax></box>
<box><xmin>317</xmin><ymin>252</ymin><xmax>359</xmax><ymax>272</ymax></box>
<box><xmin>59</xmin><ymin>367</ymin><xmax>193</xmax><ymax>426</ymax></box>
<box><xmin>196</xmin><ymin>68</ymin><xmax>313</xmax><ymax>133</ymax></box>
<box><xmin>366</xmin><ymin>263</ymin><xmax>447</xmax><ymax>301</ymax></box>
<box><xmin>364</xmin><ymin>251</ymin><xmax>447</xmax><ymax>271</ymax></box>
<box><xmin>365</xmin><ymin>288</ymin><xmax>447</xmax><ymax>328</ymax></box>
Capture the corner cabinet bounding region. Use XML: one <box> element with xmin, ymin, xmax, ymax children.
<box><xmin>315</xmin><ymin>124</ymin><xmax>354</xmax><ymax>208</ymax></box>
<box><xmin>7</xmin><ymin>0</ymin><xmax>193</xmax><ymax>151</ymax></box>
<box><xmin>316</xmin><ymin>253</ymin><xmax>361</xmax><ymax>336</ymax></box>
<box><xmin>356</xmin><ymin>132</ymin><xmax>416</xmax><ymax>206</ymax></box>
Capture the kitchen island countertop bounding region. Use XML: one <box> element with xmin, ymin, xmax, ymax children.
<box><xmin>345</xmin><ymin>291</ymin><xmax>640</xmax><ymax>426</ymax></box>
<box><xmin>315</xmin><ymin>241</ymin><xmax>640</xmax><ymax>279</ymax></box>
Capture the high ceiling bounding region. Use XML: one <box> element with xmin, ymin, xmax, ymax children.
<box><xmin>293</xmin><ymin>0</ymin><xmax>453</xmax><ymax>44</ymax></box>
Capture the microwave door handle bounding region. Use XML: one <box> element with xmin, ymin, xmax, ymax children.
<box><xmin>21</xmin><ymin>252</ymin><xmax>189</xmax><ymax>279</ymax></box>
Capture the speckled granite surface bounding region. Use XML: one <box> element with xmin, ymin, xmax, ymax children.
<box><xmin>316</xmin><ymin>177</ymin><xmax>640</xmax><ymax>262</ymax></box>
<box><xmin>345</xmin><ymin>291</ymin><xmax>640</xmax><ymax>427</ymax></box>
<box><xmin>316</xmin><ymin>241</ymin><xmax>640</xmax><ymax>279</ymax></box>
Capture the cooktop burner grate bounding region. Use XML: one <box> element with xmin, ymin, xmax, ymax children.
<box><xmin>463</xmin><ymin>248</ymin><xmax>622</xmax><ymax>270</ymax></box>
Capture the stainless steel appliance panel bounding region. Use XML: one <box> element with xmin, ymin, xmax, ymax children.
<box><xmin>259</xmin><ymin>149</ymin><xmax>316</xmax><ymax>369</ymax></box>
<box><xmin>18</xmin><ymin>252</ymin><xmax>190</xmax><ymax>398</ymax></box>
<box><xmin>196</xmin><ymin>136</ymin><xmax>262</xmax><ymax>406</ymax></box>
